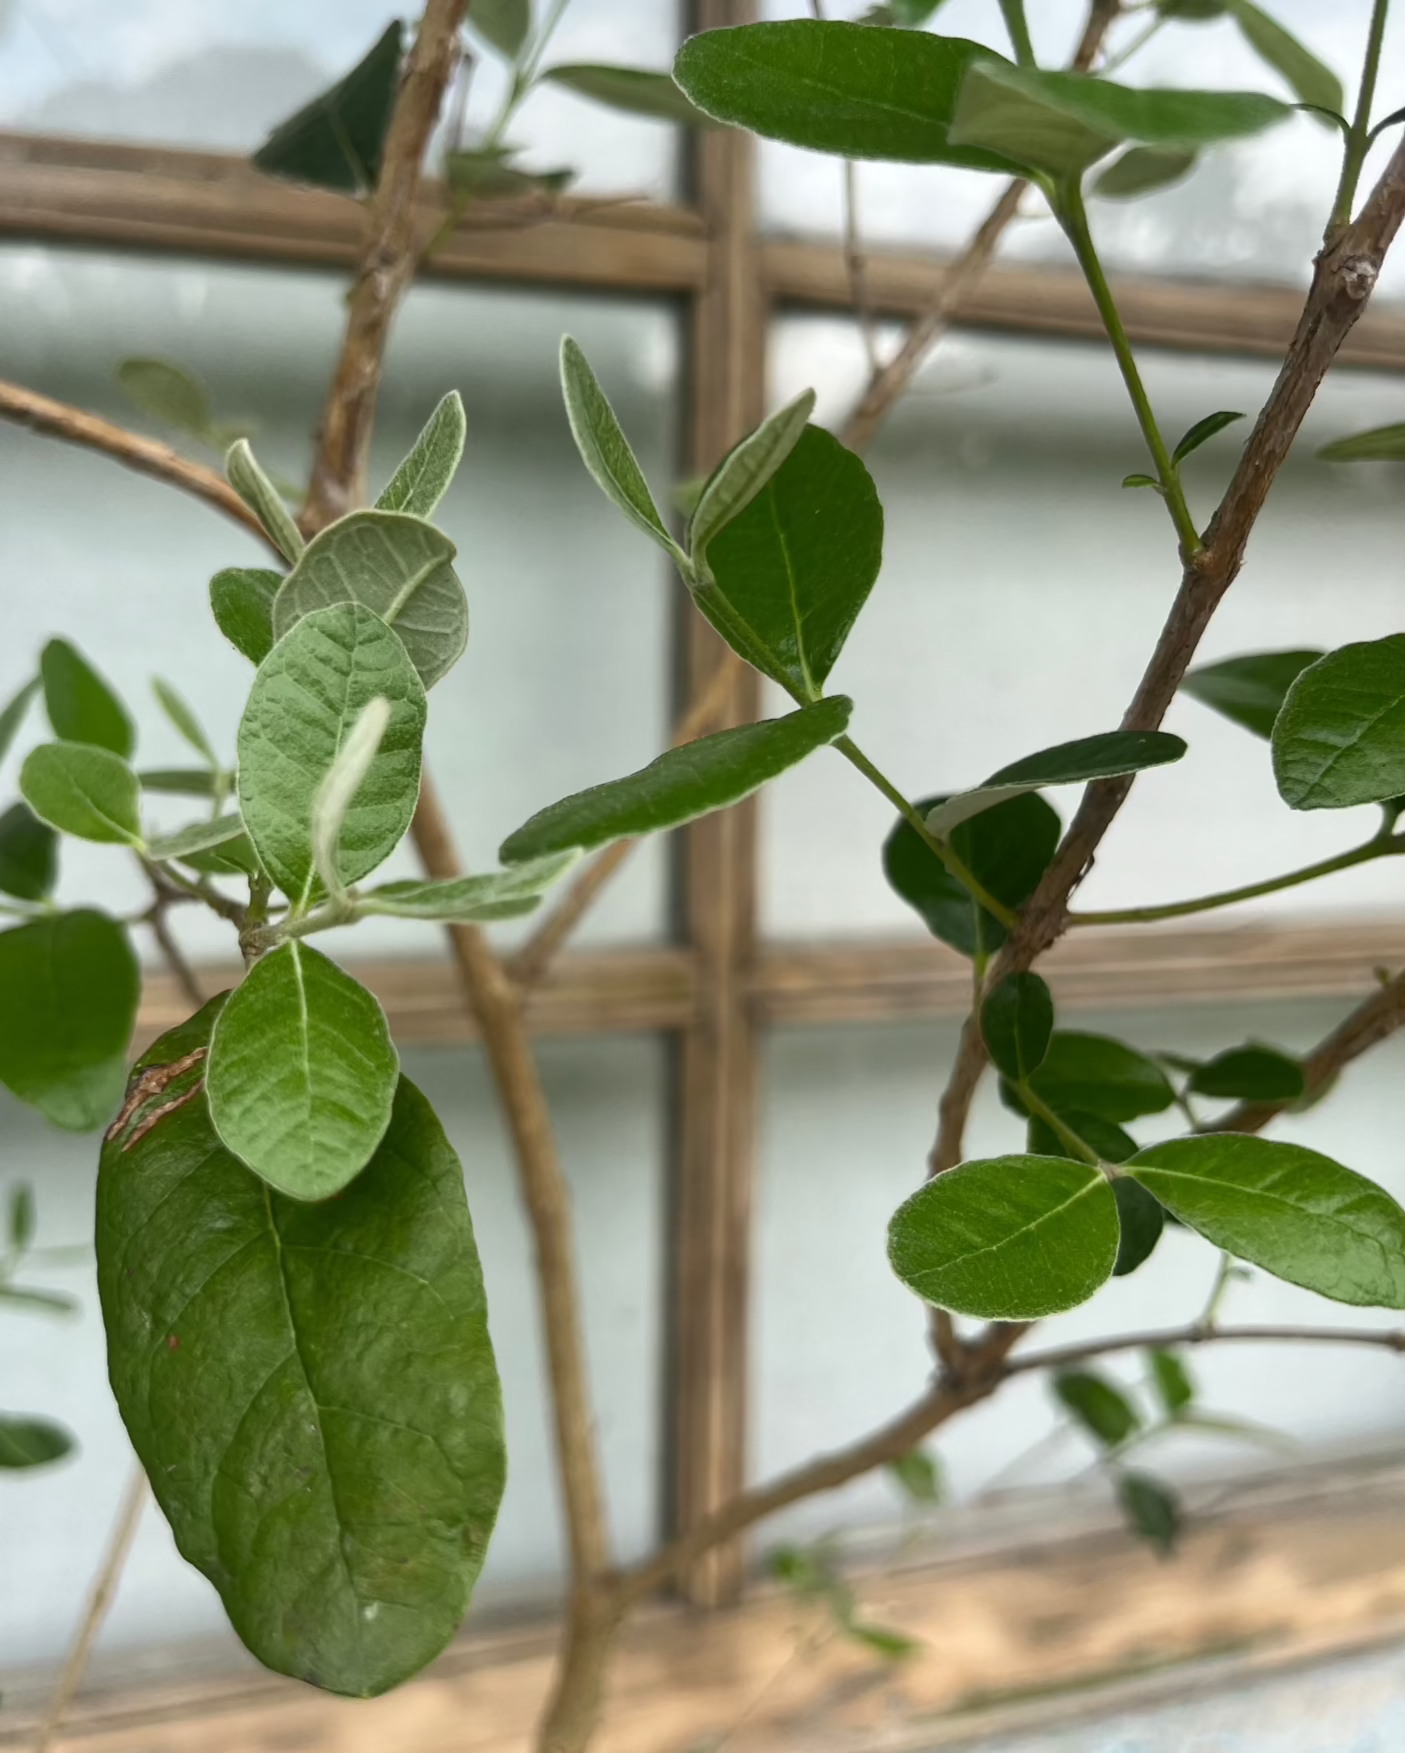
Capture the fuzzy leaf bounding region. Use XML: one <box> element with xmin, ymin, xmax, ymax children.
<box><xmin>560</xmin><ymin>336</ymin><xmax>680</xmax><ymax>557</ymax></box>
<box><xmin>227</xmin><ymin>439</ymin><xmax>305</xmax><ymax>564</ymax></box>
<box><xmin>211</xmin><ymin>567</ymin><xmax>283</xmax><ymax>665</ymax></box>
<box><xmin>688</xmin><ymin>390</ymin><xmax>816</xmax><ymax>563</ymax></box>
<box><xmin>40</xmin><ymin>638</ymin><xmax>134</xmax><ymax>758</ymax></box>
<box><xmin>21</xmin><ymin>743</ymin><xmax>143</xmax><ymax>846</ymax></box>
<box><xmin>359</xmin><ymin>852</ymin><xmax>578</xmax><ymax>921</ymax></box>
<box><xmin>376</xmin><ymin>392</ymin><xmax>467</xmax><ymax>520</ymax></box>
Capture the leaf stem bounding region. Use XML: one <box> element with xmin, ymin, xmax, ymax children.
<box><xmin>1018</xmin><ymin>1083</ymin><xmax>1102</xmax><ymax>1167</ymax></box>
<box><xmin>1328</xmin><ymin>0</ymin><xmax>1392</xmax><ymax>237</ymax></box>
<box><xmin>999</xmin><ymin>0</ymin><xmax>1037</xmax><ymax>66</ymax></box>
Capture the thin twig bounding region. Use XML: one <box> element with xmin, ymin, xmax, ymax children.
<box><xmin>1006</xmin><ymin>1321</ymin><xmax>1405</xmax><ymax>1380</ymax></box>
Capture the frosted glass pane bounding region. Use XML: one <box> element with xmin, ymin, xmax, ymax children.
<box><xmin>755</xmin><ymin>1001</ymin><xmax>1405</xmax><ymax>1548</ymax></box>
<box><xmin>0</xmin><ymin>1034</ymin><xmax>665</xmax><ymax>1667</ymax></box>
<box><xmin>763</xmin><ymin>317</ymin><xmax>1405</xmax><ymax>938</ymax></box>
<box><xmin>756</xmin><ymin>2</ymin><xmax>1405</xmax><ymax>294</ymax></box>
<box><xmin>0</xmin><ymin>1</ymin><xmax>682</xmax><ymax>200</ymax></box>
<box><xmin>0</xmin><ymin>246</ymin><xmax>677</xmax><ymax>963</ymax></box>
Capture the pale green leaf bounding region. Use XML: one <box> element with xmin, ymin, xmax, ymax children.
<box><xmin>1319</xmin><ymin>423</ymin><xmax>1405</xmax><ymax>462</ymax></box>
<box><xmin>116</xmin><ymin>357</ymin><xmax>227</xmax><ymax>447</ymax></box>
<box><xmin>226</xmin><ymin>439</ymin><xmax>305</xmax><ymax>564</ymax></box>
<box><xmin>0</xmin><ymin>677</ymin><xmax>38</xmax><ymax>767</ymax></box>
<box><xmin>886</xmin><ymin>1448</ymin><xmax>943</xmax><ymax>1504</ymax></box>
<box><xmin>1272</xmin><ymin>636</ymin><xmax>1405</xmax><ymax>809</ymax></box>
<box><xmin>1093</xmin><ymin>143</ymin><xmax>1198</xmax><ymax>198</ymax></box>
<box><xmin>21</xmin><ymin>743</ymin><xmax>143</xmax><ymax>846</ymax></box>
<box><xmin>40</xmin><ymin>638</ymin><xmax>134</xmax><ymax>758</ymax></box>
<box><xmin>560</xmin><ymin>337</ymin><xmax>681</xmax><ymax>557</ymax></box>
<box><xmin>140</xmin><ymin>767</ymin><xmax>220</xmax><ymax>797</ymax></box>
<box><xmin>927</xmin><ymin>730</ymin><xmax>1186</xmax><ymax>835</ymax></box>
<box><xmin>467</xmin><ymin>0</ymin><xmax>530</xmax><ymax>58</ymax></box>
<box><xmin>359</xmin><ymin>852</ymin><xmax>579</xmax><ymax>921</ymax></box>
<box><xmin>146</xmin><ymin>813</ymin><xmax>247</xmax><ymax>862</ymax></box>
<box><xmin>1227</xmin><ymin>0</ymin><xmax>1343</xmax><ymax>116</ymax></box>
<box><xmin>376</xmin><ymin>391</ymin><xmax>467</xmax><ymax>519</ymax></box>
<box><xmin>688</xmin><ymin>389</ymin><xmax>816</xmax><ymax>563</ymax></box>
<box><xmin>152</xmin><ymin>677</ymin><xmax>218</xmax><ymax>767</ymax></box>
<box><xmin>313</xmin><ymin>696</ymin><xmax>392</xmax><ymax>899</ymax></box>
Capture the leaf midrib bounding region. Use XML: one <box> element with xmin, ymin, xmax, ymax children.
<box><xmin>911</xmin><ymin>1171</ymin><xmax>1104</xmax><ymax>1283</ymax></box>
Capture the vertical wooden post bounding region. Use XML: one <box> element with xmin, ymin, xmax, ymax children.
<box><xmin>670</xmin><ymin>0</ymin><xmax>765</xmax><ymax>1609</ymax></box>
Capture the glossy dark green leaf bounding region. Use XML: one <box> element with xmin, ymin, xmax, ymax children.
<box><xmin>0</xmin><ymin>911</ymin><xmax>138</xmax><ymax>1130</ymax></box>
<box><xmin>1129</xmin><ymin>1134</ymin><xmax>1405</xmax><ymax>1306</ymax></box>
<box><xmin>1272</xmin><ymin>636</ymin><xmax>1405</xmax><ymax>809</ymax></box>
<box><xmin>981</xmin><ymin>972</ymin><xmax>1054</xmax><ymax>1083</ymax></box>
<box><xmin>98</xmin><ymin>1002</ymin><xmax>505</xmax><ymax>1697</ymax></box>
<box><xmin>1028</xmin><ymin>1032</ymin><xmax>1175</xmax><ymax>1123</ymax></box>
<box><xmin>467</xmin><ymin>0</ymin><xmax>530</xmax><ymax>58</ymax></box>
<box><xmin>1181</xmin><ymin>648</ymin><xmax>1322</xmax><ymax>739</ymax></box>
<box><xmin>272</xmin><ymin>511</ymin><xmax>467</xmax><ymax>690</ymax></box>
<box><xmin>687</xmin><ymin>390</ymin><xmax>816</xmax><ymax>564</ymax></box>
<box><xmin>0</xmin><ymin>677</ymin><xmax>39</xmax><ymax>767</ymax></box>
<box><xmin>21</xmin><ymin>743</ymin><xmax>143</xmax><ymax>846</ymax></box>
<box><xmin>1318</xmin><ymin>423</ymin><xmax>1405</xmax><ymax>462</ymax></box>
<box><xmin>376</xmin><ymin>392</ymin><xmax>467</xmax><ymax>520</ymax></box>
<box><xmin>237</xmin><ymin>603</ymin><xmax>426</xmax><ymax>907</ymax></box>
<box><xmin>0</xmin><ymin>802</ymin><xmax>57</xmax><ymax>901</ymax></box>
<box><xmin>359</xmin><ymin>852</ymin><xmax>578</xmax><ymax>922</ymax></box>
<box><xmin>1053</xmin><ymin>1369</ymin><xmax>1140</xmax><ymax>1447</ymax></box>
<box><xmin>40</xmin><ymin>638</ymin><xmax>134</xmax><ymax>758</ymax></box>
<box><xmin>252</xmin><ymin>20</ymin><xmax>402</xmax><ymax>195</ymax></box>
<box><xmin>1028</xmin><ymin>1109</ymin><xmax>1138</xmax><ymax>1166</ymax></box>
<box><xmin>1113</xmin><ymin>1177</ymin><xmax>1166</xmax><ymax>1276</ymax></box>
<box><xmin>541</xmin><ymin>63</ymin><xmax>716</xmax><ymax>127</ymax></box>
<box><xmin>226</xmin><ymin>440</ymin><xmax>305</xmax><ymax>564</ymax></box>
<box><xmin>211</xmin><ymin>567</ymin><xmax>282</xmax><ymax>665</ymax></box>
<box><xmin>884</xmin><ymin>790</ymin><xmax>1060</xmax><ymax>960</ymax></box>
<box><xmin>1093</xmin><ymin>143</ymin><xmax>1198</xmax><ymax>198</ymax></box>
<box><xmin>699</xmin><ymin>425</ymin><xmax>883</xmax><ymax>699</ymax></box>
<box><xmin>673</xmin><ymin>21</ymin><xmax>1023</xmax><ymax>171</ymax></box>
<box><xmin>0</xmin><ymin>1414</ymin><xmax>75</xmax><ymax>1469</ymax></box>
<box><xmin>560</xmin><ymin>337</ymin><xmax>681</xmax><ymax>558</ymax></box>
<box><xmin>886</xmin><ymin>1448</ymin><xmax>943</xmax><ymax>1504</ymax></box>
<box><xmin>1188</xmin><ymin>1044</ymin><xmax>1303</xmax><ymax>1101</ymax></box>
<box><xmin>9</xmin><ymin>1182</ymin><xmax>35</xmax><ymax>1251</ymax></box>
<box><xmin>500</xmin><ymin>697</ymin><xmax>850</xmax><ymax>863</ymax></box>
<box><xmin>888</xmin><ymin>1154</ymin><xmax>1118</xmax><ymax>1319</ymax></box>
<box><xmin>1172</xmin><ymin>408</ymin><xmax>1245</xmax><ymax>464</ymax></box>
<box><xmin>926</xmin><ymin>730</ymin><xmax>1186</xmax><ymax>835</ymax></box>
<box><xmin>116</xmin><ymin>357</ymin><xmax>234</xmax><ymax>448</ymax></box>
<box><xmin>1149</xmin><ymin>1348</ymin><xmax>1194</xmax><ymax>1416</ymax></box>
<box><xmin>1227</xmin><ymin>0</ymin><xmax>1342</xmax><ymax>116</ymax></box>
<box><xmin>1118</xmin><ymin>1470</ymin><xmax>1180</xmax><ymax>1555</ymax></box>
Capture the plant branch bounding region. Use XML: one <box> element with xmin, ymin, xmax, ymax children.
<box><xmin>1007</xmin><ymin>1321</ymin><xmax>1405</xmax><ymax>1381</ymax></box>
<box><xmin>1328</xmin><ymin>0</ymin><xmax>1392</xmax><ymax>237</ymax></box>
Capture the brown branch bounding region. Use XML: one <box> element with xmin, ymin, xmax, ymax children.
<box><xmin>1007</xmin><ymin>1320</ymin><xmax>1405</xmax><ymax>1381</ymax></box>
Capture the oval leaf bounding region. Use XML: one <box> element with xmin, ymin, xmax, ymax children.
<box><xmin>1118</xmin><ymin>1470</ymin><xmax>1180</xmax><ymax>1554</ymax></box>
<box><xmin>0</xmin><ymin>1414</ymin><xmax>75</xmax><ymax>1469</ymax></box>
<box><xmin>500</xmin><ymin>696</ymin><xmax>851</xmax><ymax>863</ymax></box>
<box><xmin>1228</xmin><ymin>0</ymin><xmax>1343</xmax><ymax>116</ymax></box>
<box><xmin>1029</xmin><ymin>1109</ymin><xmax>1138</xmax><ymax>1166</ymax></box>
<box><xmin>208</xmin><ymin>941</ymin><xmax>399</xmax><ymax>1200</ymax></box>
<box><xmin>1187</xmin><ymin>1044</ymin><xmax>1303</xmax><ymax>1101</ymax></box>
<box><xmin>41</xmin><ymin>638</ymin><xmax>134</xmax><ymax>757</ymax></box>
<box><xmin>360</xmin><ymin>852</ymin><xmax>579</xmax><ymax>922</ymax></box>
<box><xmin>117</xmin><ymin>357</ymin><xmax>221</xmax><ymax>446</ymax></box>
<box><xmin>1053</xmin><ymin>1370</ymin><xmax>1140</xmax><ymax>1447</ymax></box>
<box><xmin>927</xmin><ymin>730</ymin><xmax>1186</xmax><ymax>836</ymax></box>
<box><xmin>237</xmin><ymin>602</ymin><xmax>426</xmax><ymax>908</ymax></box>
<box><xmin>1182</xmin><ymin>648</ymin><xmax>1322</xmax><ymax>739</ymax></box>
<box><xmin>1150</xmin><ymin>1348</ymin><xmax>1194</xmax><ymax>1416</ymax></box>
<box><xmin>98</xmin><ymin>1004</ymin><xmax>505</xmax><ymax>1697</ymax></box>
<box><xmin>376</xmin><ymin>392</ymin><xmax>467</xmax><ymax>520</ymax></box>
<box><xmin>1113</xmin><ymin>1177</ymin><xmax>1165</xmax><ymax>1275</ymax></box>
<box><xmin>1028</xmin><ymin>1031</ymin><xmax>1174</xmax><ymax>1123</ymax></box>
<box><xmin>0</xmin><ymin>801</ymin><xmax>58</xmax><ymax>901</ymax></box>
<box><xmin>560</xmin><ymin>336</ymin><xmax>680</xmax><ymax>557</ymax></box>
<box><xmin>688</xmin><ymin>389</ymin><xmax>816</xmax><ymax>563</ymax></box>
<box><xmin>1094</xmin><ymin>143</ymin><xmax>1198</xmax><ymax>198</ymax></box>
<box><xmin>146</xmin><ymin>812</ymin><xmax>247</xmax><ymax>863</ymax></box>
<box><xmin>252</xmin><ymin>20</ymin><xmax>402</xmax><ymax>196</ymax></box>
<box><xmin>21</xmin><ymin>742</ymin><xmax>143</xmax><ymax>846</ymax></box>
<box><xmin>981</xmin><ymin>972</ymin><xmax>1054</xmax><ymax>1083</ymax></box>
<box><xmin>1272</xmin><ymin>636</ymin><xmax>1405</xmax><ymax>810</ymax></box>
<box><xmin>1129</xmin><ymin>1133</ymin><xmax>1405</xmax><ymax>1306</ymax></box>
<box><xmin>888</xmin><ymin>1154</ymin><xmax>1119</xmax><ymax>1319</ymax></box>
<box><xmin>211</xmin><ymin>567</ymin><xmax>282</xmax><ymax>665</ymax></box>
<box><xmin>541</xmin><ymin>62</ymin><xmax>717</xmax><ymax>127</ymax></box>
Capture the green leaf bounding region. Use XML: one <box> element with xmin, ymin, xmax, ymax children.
<box><xmin>1053</xmin><ymin>1369</ymin><xmax>1141</xmax><ymax>1447</ymax></box>
<box><xmin>1129</xmin><ymin>1133</ymin><xmax>1405</xmax><ymax>1306</ymax></box>
<box><xmin>151</xmin><ymin>678</ymin><xmax>218</xmax><ymax>768</ymax></box>
<box><xmin>252</xmin><ymin>20</ymin><xmax>402</xmax><ymax>195</ymax></box>
<box><xmin>1093</xmin><ymin>143</ymin><xmax>1198</xmax><ymax>198</ymax></box>
<box><xmin>0</xmin><ymin>802</ymin><xmax>57</xmax><ymax>901</ymax></box>
<box><xmin>21</xmin><ymin>743</ymin><xmax>143</xmax><ymax>846</ymax></box>
<box><xmin>1029</xmin><ymin>1032</ymin><xmax>1175</xmax><ymax>1124</ymax></box>
<box><xmin>210</xmin><ymin>567</ymin><xmax>282</xmax><ymax>665</ymax></box>
<box><xmin>884</xmin><ymin>790</ymin><xmax>1060</xmax><ymax>960</ymax></box>
<box><xmin>1117</xmin><ymin>1470</ymin><xmax>1180</xmax><ymax>1555</ymax></box>
<box><xmin>1181</xmin><ymin>648</ymin><xmax>1322</xmax><ymax>739</ymax></box>
<box><xmin>0</xmin><ymin>677</ymin><xmax>39</xmax><ymax>767</ymax></box>
<box><xmin>1187</xmin><ymin>1044</ymin><xmax>1303</xmax><ymax>1101</ymax></box>
<box><xmin>139</xmin><ymin>766</ymin><xmax>220</xmax><ymax>797</ymax></box>
<box><xmin>501</xmin><ymin>697</ymin><xmax>851</xmax><ymax>863</ymax></box>
<box><xmin>0</xmin><ymin>1414</ymin><xmax>75</xmax><ymax>1469</ymax></box>
<box><xmin>846</xmin><ymin>1621</ymin><xmax>921</xmax><ymax>1661</ymax></box>
<box><xmin>1122</xmin><ymin>471</ymin><xmax>1162</xmax><ymax>490</ymax></box>
<box><xmin>312</xmin><ymin>696</ymin><xmax>392</xmax><ymax>900</ymax></box>
<box><xmin>271</xmin><ymin>510</ymin><xmax>467</xmax><ymax>690</ymax></box>
<box><xmin>688</xmin><ymin>389</ymin><xmax>816</xmax><ymax>564</ymax></box>
<box><xmin>673</xmin><ymin>20</ymin><xmax>1022</xmax><ymax>169</ymax></box>
<box><xmin>981</xmin><ymin>972</ymin><xmax>1054</xmax><ymax>1083</ymax></box>
<box><xmin>179</xmin><ymin>832</ymin><xmax>264</xmax><ymax>880</ymax></box>
<box><xmin>1272</xmin><ymin>636</ymin><xmax>1405</xmax><ymax>810</ymax></box>
<box><xmin>698</xmin><ymin>425</ymin><xmax>884</xmax><ymax>700</ymax></box>
<box><xmin>98</xmin><ymin>1003</ymin><xmax>505</xmax><ymax>1696</ymax></box>
<box><xmin>892</xmin><ymin>0</ymin><xmax>954</xmax><ymax>19</ymax></box>
<box><xmin>208</xmin><ymin>941</ymin><xmax>399</xmax><ymax>1201</ymax></box>
<box><xmin>1227</xmin><ymin>0</ymin><xmax>1343</xmax><ymax>116</ymax></box>
<box><xmin>1028</xmin><ymin>1109</ymin><xmax>1138</xmax><ymax>1166</ymax></box>
<box><xmin>146</xmin><ymin>813</ymin><xmax>247</xmax><ymax>863</ymax></box>
<box><xmin>926</xmin><ymin>731</ymin><xmax>1186</xmax><ymax>835</ymax></box>
<box><xmin>1113</xmin><ymin>1177</ymin><xmax>1165</xmax><ymax>1275</ymax></box>
<box><xmin>227</xmin><ymin>439</ymin><xmax>305</xmax><ymax>564</ymax></box>
<box><xmin>541</xmin><ymin>63</ymin><xmax>717</xmax><ymax>127</ymax></box>
<box><xmin>0</xmin><ymin>1282</ymin><xmax>79</xmax><ymax>1314</ymax></box>
<box><xmin>116</xmin><ymin>357</ymin><xmax>230</xmax><ymax>448</ymax></box>
<box><xmin>1172</xmin><ymin>409</ymin><xmax>1246</xmax><ymax>464</ymax></box>
<box><xmin>40</xmin><ymin>638</ymin><xmax>134</xmax><ymax>758</ymax></box>
<box><xmin>444</xmin><ymin>150</ymin><xmax>575</xmax><ymax>201</ymax></box>
<box><xmin>237</xmin><ymin>603</ymin><xmax>426</xmax><ymax>908</ymax></box>
<box><xmin>0</xmin><ymin>911</ymin><xmax>139</xmax><ymax>1130</ymax></box>
<box><xmin>886</xmin><ymin>1448</ymin><xmax>943</xmax><ymax>1505</ymax></box>
<box><xmin>888</xmin><ymin>1154</ymin><xmax>1119</xmax><ymax>1319</ymax></box>
<box><xmin>376</xmin><ymin>392</ymin><xmax>467</xmax><ymax>520</ymax></box>
<box><xmin>1149</xmin><ymin>1348</ymin><xmax>1194</xmax><ymax>1416</ymax></box>
<box><xmin>559</xmin><ymin>337</ymin><xmax>681</xmax><ymax>558</ymax></box>
<box><xmin>467</xmin><ymin>0</ymin><xmax>530</xmax><ymax>59</ymax></box>
<box><xmin>359</xmin><ymin>852</ymin><xmax>578</xmax><ymax>922</ymax></box>
<box><xmin>1157</xmin><ymin>0</ymin><xmax>1228</xmax><ymax>17</ymax></box>
<box><xmin>9</xmin><ymin>1181</ymin><xmax>35</xmax><ymax>1251</ymax></box>
<box><xmin>1318</xmin><ymin>423</ymin><xmax>1405</xmax><ymax>462</ymax></box>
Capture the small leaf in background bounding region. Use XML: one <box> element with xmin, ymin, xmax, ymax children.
<box><xmin>208</xmin><ymin>941</ymin><xmax>399</xmax><ymax>1200</ymax></box>
<box><xmin>1094</xmin><ymin>143</ymin><xmax>1198</xmax><ymax>199</ymax></box>
<box><xmin>210</xmin><ymin>567</ymin><xmax>282</xmax><ymax>666</ymax></box>
<box><xmin>0</xmin><ymin>676</ymin><xmax>39</xmax><ymax>767</ymax></box>
<box><xmin>926</xmin><ymin>730</ymin><xmax>1186</xmax><ymax>835</ymax></box>
<box><xmin>674</xmin><ymin>21</ymin><xmax>1023</xmax><ymax>171</ymax></box>
<box><xmin>1187</xmin><ymin>1043</ymin><xmax>1304</xmax><ymax>1101</ymax></box>
<box><xmin>846</xmin><ymin>1621</ymin><xmax>921</xmax><ymax>1661</ymax></box>
<box><xmin>445</xmin><ymin>150</ymin><xmax>575</xmax><ymax>202</ymax></box>
<box><xmin>1227</xmin><ymin>0</ymin><xmax>1343</xmax><ymax>117</ymax></box>
<box><xmin>1117</xmin><ymin>1469</ymin><xmax>1181</xmax><ymax>1556</ymax></box>
<box><xmin>1053</xmin><ymin>1369</ymin><xmax>1141</xmax><ymax>1447</ymax></box>
<box><xmin>1122</xmin><ymin>471</ymin><xmax>1162</xmax><ymax>490</ymax></box>
<box><xmin>1028</xmin><ymin>1108</ymin><xmax>1138</xmax><ymax>1165</ymax></box>
<box><xmin>466</xmin><ymin>0</ymin><xmax>530</xmax><ymax>59</ymax></box>
<box><xmin>1129</xmin><ymin>1133</ymin><xmax>1405</xmax><ymax>1307</ymax></box>
<box><xmin>1272</xmin><ymin>636</ymin><xmax>1405</xmax><ymax>809</ymax></box>
<box><xmin>178</xmin><ymin>831</ymin><xmax>264</xmax><ymax>881</ymax></box>
<box><xmin>1318</xmin><ymin>423</ymin><xmax>1405</xmax><ymax>462</ymax></box>
<box><xmin>1156</xmin><ymin>0</ymin><xmax>1229</xmax><ymax>17</ymax></box>
<box><xmin>982</xmin><ymin>972</ymin><xmax>1054</xmax><ymax>1083</ymax></box>
<box><xmin>1181</xmin><ymin>648</ymin><xmax>1322</xmax><ymax>739</ymax></box>
<box><xmin>1112</xmin><ymin>1178</ymin><xmax>1166</xmax><ymax>1275</ymax></box>
<box><xmin>272</xmin><ymin>510</ymin><xmax>468</xmax><ymax>690</ymax></box>
<box><xmin>40</xmin><ymin>638</ymin><xmax>134</xmax><ymax>758</ymax></box>
<box><xmin>888</xmin><ymin>1154</ymin><xmax>1119</xmax><ymax>1319</ymax></box>
<box><xmin>951</xmin><ymin>59</ymin><xmax>1121</xmax><ymax>176</ymax></box>
<box><xmin>116</xmin><ymin>357</ymin><xmax>238</xmax><ymax>450</ymax></box>
<box><xmin>1028</xmin><ymin>1032</ymin><xmax>1175</xmax><ymax>1123</ymax></box>
<box><xmin>0</xmin><ymin>1414</ymin><xmax>75</xmax><ymax>1470</ymax></box>
<box><xmin>541</xmin><ymin>63</ymin><xmax>717</xmax><ymax>127</ymax></box>
<box><xmin>21</xmin><ymin>743</ymin><xmax>143</xmax><ymax>846</ymax></box>
<box><xmin>560</xmin><ymin>337</ymin><xmax>682</xmax><ymax>558</ymax></box>
<box><xmin>687</xmin><ymin>389</ymin><xmax>816</xmax><ymax>564</ymax></box>
<box><xmin>360</xmin><ymin>852</ymin><xmax>578</xmax><ymax>922</ymax></box>
<box><xmin>227</xmin><ymin>439</ymin><xmax>305</xmax><ymax>564</ymax></box>
<box><xmin>139</xmin><ymin>767</ymin><xmax>220</xmax><ymax>797</ymax></box>
<box><xmin>1149</xmin><ymin>1347</ymin><xmax>1195</xmax><ymax>1416</ymax></box>
<box><xmin>700</xmin><ymin>425</ymin><xmax>884</xmax><ymax>699</ymax></box>
<box><xmin>151</xmin><ymin>678</ymin><xmax>218</xmax><ymax>768</ymax></box>
<box><xmin>0</xmin><ymin>911</ymin><xmax>139</xmax><ymax>1131</ymax></box>
<box><xmin>312</xmin><ymin>697</ymin><xmax>392</xmax><ymax>899</ymax></box>
<box><xmin>0</xmin><ymin>802</ymin><xmax>58</xmax><ymax>901</ymax></box>
<box><xmin>145</xmin><ymin>813</ymin><xmax>247</xmax><ymax>863</ymax></box>
<box><xmin>237</xmin><ymin>602</ymin><xmax>426</xmax><ymax>907</ymax></box>
<box><xmin>8</xmin><ymin>1182</ymin><xmax>35</xmax><ymax>1252</ymax></box>
<box><xmin>500</xmin><ymin>697</ymin><xmax>851</xmax><ymax>863</ymax></box>
<box><xmin>1172</xmin><ymin>409</ymin><xmax>1246</xmax><ymax>464</ymax></box>
<box><xmin>884</xmin><ymin>791</ymin><xmax>1061</xmax><ymax>960</ymax></box>
<box><xmin>376</xmin><ymin>391</ymin><xmax>467</xmax><ymax>519</ymax></box>
<box><xmin>887</xmin><ymin>1447</ymin><xmax>944</xmax><ymax>1505</ymax></box>
<box><xmin>253</xmin><ymin>20</ymin><xmax>403</xmax><ymax>195</ymax></box>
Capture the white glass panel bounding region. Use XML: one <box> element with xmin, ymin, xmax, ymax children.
<box><xmin>755</xmin><ymin>1001</ymin><xmax>1405</xmax><ymax>1548</ymax></box>
<box><xmin>0</xmin><ymin>247</ymin><xmax>678</xmax><ymax>963</ymax></box>
<box><xmin>0</xmin><ymin>1034</ymin><xmax>666</xmax><ymax>1666</ymax></box>
<box><xmin>763</xmin><ymin>316</ymin><xmax>1405</xmax><ymax>938</ymax></box>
